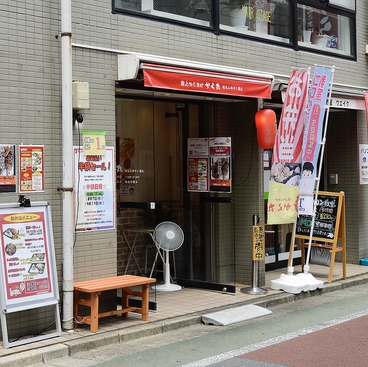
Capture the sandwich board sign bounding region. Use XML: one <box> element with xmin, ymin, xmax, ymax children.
<box><xmin>0</xmin><ymin>202</ymin><xmax>61</xmax><ymax>348</ymax></box>
<box><xmin>292</xmin><ymin>191</ymin><xmax>346</xmax><ymax>283</ymax></box>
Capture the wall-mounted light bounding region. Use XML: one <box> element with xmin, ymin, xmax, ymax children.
<box><xmin>73</xmin><ymin>112</ymin><xmax>84</xmax><ymax>123</ymax></box>
<box><xmin>255</xmin><ymin>109</ymin><xmax>277</xmax><ymax>149</ymax></box>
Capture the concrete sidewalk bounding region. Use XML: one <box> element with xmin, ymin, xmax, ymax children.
<box><xmin>1</xmin><ymin>263</ymin><xmax>367</xmax><ymax>367</ymax></box>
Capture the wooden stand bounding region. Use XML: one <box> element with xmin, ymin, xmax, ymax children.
<box><xmin>288</xmin><ymin>191</ymin><xmax>346</xmax><ymax>283</ymax></box>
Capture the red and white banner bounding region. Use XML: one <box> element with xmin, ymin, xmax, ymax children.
<box><xmin>267</xmin><ymin>69</ymin><xmax>310</xmax><ymax>224</ymax></box>
<box><xmin>272</xmin><ymin>70</ymin><xmax>310</xmax><ymax>164</ymax></box>
<box><xmin>142</xmin><ymin>63</ymin><xmax>272</xmax><ymax>99</ymax></box>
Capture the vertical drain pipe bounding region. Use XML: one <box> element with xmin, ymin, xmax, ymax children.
<box><xmin>60</xmin><ymin>0</ymin><xmax>74</xmax><ymax>330</ymax></box>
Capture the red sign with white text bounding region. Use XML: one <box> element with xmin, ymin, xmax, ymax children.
<box><xmin>143</xmin><ymin>64</ymin><xmax>272</xmax><ymax>99</ymax></box>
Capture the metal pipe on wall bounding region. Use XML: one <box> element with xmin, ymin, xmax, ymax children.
<box><xmin>60</xmin><ymin>0</ymin><xmax>74</xmax><ymax>330</ymax></box>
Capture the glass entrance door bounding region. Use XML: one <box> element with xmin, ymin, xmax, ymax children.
<box><xmin>116</xmin><ymin>97</ymin><xmax>238</xmax><ymax>291</ymax></box>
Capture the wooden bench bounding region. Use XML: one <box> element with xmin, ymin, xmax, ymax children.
<box><xmin>73</xmin><ymin>275</ymin><xmax>156</xmax><ymax>333</ymax></box>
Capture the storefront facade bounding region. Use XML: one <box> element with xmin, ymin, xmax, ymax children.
<box><xmin>114</xmin><ymin>54</ymin><xmax>274</xmax><ymax>290</ymax></box>
<box><xmin>1</xmin><ymin>0</ymin><xmax>367</xmax><ymax>337</ymax></box>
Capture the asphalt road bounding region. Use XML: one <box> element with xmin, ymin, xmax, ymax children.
<box><xmin>29</xmin><ymin>284</ymin><xmax>368</xmax><ymax>367</ymax></box>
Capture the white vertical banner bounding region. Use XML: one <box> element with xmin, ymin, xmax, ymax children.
<box><xmin>299</xmin><ymin>67</ymin><xmax>333</xmax><ymax>215</ymax></box>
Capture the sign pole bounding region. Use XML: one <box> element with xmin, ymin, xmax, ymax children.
<box><xmin>241</xmin><ymin>215</ymin><xmax>267</xmax><ymax>295</ymax></box>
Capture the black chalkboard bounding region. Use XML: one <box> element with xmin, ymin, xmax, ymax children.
<box><xmin>290</xmin><ymin>191</ymin><xmax>346</xmax><ymax>283</ymax></box>
<box><xmin>296</xmin><ymin>192</ymin><xmax>342</xmax><ymax>241</ymax></box>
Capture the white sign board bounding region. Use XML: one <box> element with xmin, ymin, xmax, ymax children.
<box><xmin>0</xmin><ymin>202</ymin><xmax>61</xmax><ymax>348</ymax></box>
<box><xmin>359</xmin><ymin>144</ymin><xmax>368</xmax><ymax>185</ymax></box>
<box><xmin>74</xmin><ymin>146</ymin><xmax>116</xmax><ymax>231</ymax></box>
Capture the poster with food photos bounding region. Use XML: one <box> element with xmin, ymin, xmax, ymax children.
<box><xmin>0</xmin><ymin>204</ymin><xmax>58</xmax><ymax>308</ymax></box>
<box><xmin>209</xmin><ymin>137</ymin><xmax>232</xmax><ymax>193</ymax></box>
<box><xmin>188</xmin><ymin>157</ymin><xmax>209</xmax><ymax>192</ymax></box>
<box><xmin>19</xmin><ymin>145</ymin><xmax>45</xmax><ymax>192</ymax></box>
<box><xmin>187</xmin><ymin>137</ymin><xmax>232</xmax><ymax>193</ymax></box>
<box><xmin>0</xmin><ymin>145</ymin><xmax>16</xmax><ymax>193</ymax></box>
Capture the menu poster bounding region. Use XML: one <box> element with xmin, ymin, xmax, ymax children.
<box><xmin>296</xmin><ymin>193</ymin><xmax>339</xmax><ymax>240</ymax></box>
<box><xmin>187</xmin><ymin>137</ymin><xmax>232</xmax><ymax>193</ymax></box>
<box><xmin>74</xmin><ymin>146</ymin><xmax>115</xmax><ymax>231</ymax></box>
<box><xmin>209</xmin><ymin>137</ymin><xmax>232</xmax><ymax>193</ymax></box>
<box><xmin>0</xmin><ymin>207</ymin><xmax>54</xmax><ymax>305</ymax></box>
<box><xmin>19</xmin><ymin>145</ymin><xmax>45</xmax><ymax>193</ymax></box>
<box><xmin>209</xmin><ymin>156</ymin><xmax>232</xmax><ymax>193</ymax></box>
<box><xmin>0</xmin><ymin>145</ymin><xmax>16</xmax><ymax>193</ymax></box>
<box><xmin>188</xmin><ymin>157</ymin><xmax>209</xmax><ymax>192</ymax></box>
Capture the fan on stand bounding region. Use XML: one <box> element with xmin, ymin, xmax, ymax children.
<box><xmin>153</xmin><ymin>221</ymin><xmax>184</xmax><ymax>292</ymax></box>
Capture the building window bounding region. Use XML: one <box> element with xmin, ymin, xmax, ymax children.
<box><xmin>328</xmin><ymin>0</ymin><xmax>355</xmax><ymax>11</ymax></box>
<box><xmin>219</xmin><ymin>1</ymin><xmax>292</xmax><ymax>44</ymax></box>
<box><xmin>113</xmin><ymin>0</ymin><xmax>213</xmax><ymax>27</ymax></box>
<box><xmin>297</xmin><ymin>2</ymin><xmax>354</xmax><ymax>57</ymax></box>
<box><xmin>112</xmin><ymin>0</ymin><xmax>355</xmax><ymax>58</ymax></box>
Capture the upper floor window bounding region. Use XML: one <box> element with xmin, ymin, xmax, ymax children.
<box><xmin>328</xmin><ymin>0</ymin><xmax>355</xmax><ymax>11</ymax></box>
<box><xmin>113</xmin><ymin>0</ymin><xmax>213</xmax><ymax>26</ymax></box>
<box><xmin>219</xmin><ymin>1</ymin><xmax>293</xmax><ymax>44</ymax></box>
<box><xmin>112</xmin><ymin>1</ymin><xmax>356</xmax><ymax>59</ymax></box>
<box><xmin>297</xmin><ymin>2</ymin><xmax>354</xmax><ymax>57</ymax></box>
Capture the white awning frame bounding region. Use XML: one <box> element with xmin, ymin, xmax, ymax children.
<box><xmin>117</xmin><ymin>53</ymin><xmax>274</xmax><ymax>89</ymax></box>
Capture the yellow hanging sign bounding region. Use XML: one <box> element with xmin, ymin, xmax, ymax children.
<box><xmin>82</xmin><ymin>130</ymin><xmax>106</xmax><ymax>155</ymax></box>
<box><xmin>252</xmin><ymin>225</ymin><xmax>265</xmax><ymax>261</ymax></box>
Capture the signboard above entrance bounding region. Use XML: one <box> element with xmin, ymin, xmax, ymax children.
<box><xmin>142</xmin><ymin>63</ymin><xmax>272</xmax><ymax>99</ymax></box>
<box><xmin>117</xmin><ymin>54</ymin><xmax>274</xmax><ymax>100</ymax></box>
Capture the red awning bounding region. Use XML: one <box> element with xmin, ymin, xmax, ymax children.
<box><xmin>142</xmin><ymin>63</ymin><xmax>272</xmax><ymax>99</ymax></box>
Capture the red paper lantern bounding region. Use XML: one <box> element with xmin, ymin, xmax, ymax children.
<box><xmin>255</xmin><ymin>109</ymin><xmax>277</xmax><ymax>149</ymax></box>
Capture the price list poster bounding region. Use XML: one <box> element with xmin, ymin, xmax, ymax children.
<box><xmin>209</xmin><ymin>137</ymin><xmax>232</xmax><ymax>193</ymax></box>
<box><xmin>187</xmin><ymin>138</ymin><xmax>209</xmax><ymax>192</ymax></box>
<box><xmin>73</xmin><ymin>146</ymin><xmax>115</xmax><ymax>231</ymax></box>
<box><xmin>0</xmin><ymin>208</ymin><xmax>54</xmax><ymax>305</ymax></box>
<box><xmin>19</xmin><ymin>145</ymin><xmax>45</xmax><ymax>193</ymax></box>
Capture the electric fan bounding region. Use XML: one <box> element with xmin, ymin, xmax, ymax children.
<box><xmin>153</xmin><ymin>221</ymin><xmax>184</xmax><ymax>292</ymax></box>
